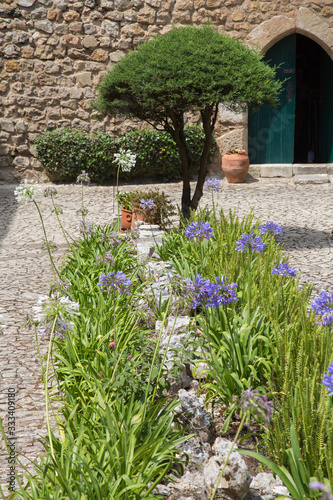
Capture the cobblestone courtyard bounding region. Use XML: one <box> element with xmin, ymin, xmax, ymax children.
<box><xmin>1</xmin><ymin>178</ymin><xmax>333</xmax><ymax>494</ymax></box>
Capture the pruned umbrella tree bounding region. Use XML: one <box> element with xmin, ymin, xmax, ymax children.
<box><xmin>94</xmin><ymin>25</ymin><xmax>282</xmax><ymax>217</ymax></box>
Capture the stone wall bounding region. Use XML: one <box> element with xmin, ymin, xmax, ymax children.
<box><xmin>0</xmin><ymin>0</ymin><xmax>332</xmax><ymax>182</ymax></box>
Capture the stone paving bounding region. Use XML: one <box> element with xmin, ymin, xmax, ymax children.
<box><xmin>1</xmin><ymin>178</ymin><xmax>333</xmax><ymax>495</ymax></box>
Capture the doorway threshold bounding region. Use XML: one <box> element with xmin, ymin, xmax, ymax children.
<box><xmin>250</xmin><ymin>164</ymin><xmax>333</xmax><ymax>180</ymax></box>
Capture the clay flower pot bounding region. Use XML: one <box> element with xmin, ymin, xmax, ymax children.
<box><xmin>131</xmin><ymin>205</ymin><xmax>148</xmax><ymax>228</ymax></box>
<box><xmin>121</xmin><ymin>207</ymin><xmax>133</xmax><ymax>230</ymax></box>
<box><xmin>221</xmin><ymin>150</ymin><xmax>249</xmax><ymax>183</ymax></box>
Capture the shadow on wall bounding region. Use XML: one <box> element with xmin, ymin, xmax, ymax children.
<box><xmin>0</xmin><ymin>186</ymin><xmax>18</xmax><ymax>249</ymax></box>
<box><xmin>278</xmin><ymin>225</ymin><xmax>333</xmax><ymax>251</ymax></box>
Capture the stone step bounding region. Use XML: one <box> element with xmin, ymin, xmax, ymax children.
<box><xmin>294</xmin><ymin>174</ymin><xmax>330</xmax><ymax>184</ymax></box>
<box><xmin>249</xmin><ymin>164</ymin><xmax>333</xmax><ymax>183</ymax></box>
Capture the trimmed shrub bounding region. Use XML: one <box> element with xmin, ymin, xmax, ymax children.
<box><xmin>33</xmin><ymin>126</ymin><xmax>216</xmax><ymax>183</ymax></box>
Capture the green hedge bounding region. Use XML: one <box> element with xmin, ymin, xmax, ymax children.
<box><xmin>33</xmin><ymin>126</ymin><xmax>216</xmax><ymax>183</ymax></box>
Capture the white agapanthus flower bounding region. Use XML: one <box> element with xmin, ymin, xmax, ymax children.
<box><xmin>33</xmin><ymin>294</ymin><xmax>80</xmax><ymax>339</ymax></box>
<box><xmin>14</xmin><ymin>179</ymin><xmax>40</xmax><ymax>203</ymax></box>
<box><xmin>114</xmin><ymin>149</ymin><xmax>136</xmax><ymax>173</ymax></box>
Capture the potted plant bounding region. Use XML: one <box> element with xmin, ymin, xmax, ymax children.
<box><xmin>221</xmin><ymin>147</ymin><xmax>249</xmax><ymax>183</ymax></box>
<box><xmin>117</xmin><ymin>188</ymin><xmax>176</xmax><ymax>231</ymax></box>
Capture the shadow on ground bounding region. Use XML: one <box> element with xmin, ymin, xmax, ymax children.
<box><xmin>278</xmin><ymin>225</ymin><xmax>333</xmax><ymax>251</ymax></box>
<box><xmin>0</xmin><ymin>186</ymin><xmax>18</xmax><ymax>249</ymax></box>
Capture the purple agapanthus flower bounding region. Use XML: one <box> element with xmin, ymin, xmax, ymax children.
<box><xmin>140</xmin><ymin>198</ymin><xmax>156</xmax><ymax>210</ymax></box>
<box><xmin>214</xmin><ymin>276</ymin><xmax>238</xmax><ymax>307</ymax></box>
<box><xmin>108</xmin><ymin>232</ymin><xmax>121</xmax><ymax>247</ymax></box>
<box><xmin>185</xmin><ymin>221</ymin><xmax>214</xmax><ymax>241</ymax></box>
<box><xmin>271</xmin><ymin>261</ymin><xmax>297</xmax><ymax>277</ymax></box>
<box><xmin>186</xmin><ymin>274</ymin><xmax>237</xmax><ymax>310</ymax></box>
<box><xmin>309</xmin><ymin>481</ymin><xmax>333</xmax><ymax>500</ymax></box>
<box><xmin>80</xmin><ymin>220</ymin><xmax>93</xmax><ymax>237</ymax></box>
<box><xmin>76</xmin><ymin>171</ymin><xmax>91</xmax><ymax>185</ymax></box>
<box><xmin>189</xmin><ymin>275</ymin><xmax>219</xmax><ymax>309</ymax></box>
<box><xmin>312</xmin><ymin>291</ymin><xmax>333</xmax><ymax>325</ymax></box>
<box><xmin>235</xmin><ymin>232</ymin><xmax>265</xmax><ymax>253</ymax></box>
<box><xmin>239</xmin><ymin>387</ymin><xmax>274</xmax><ymax>427</ymax></box>
<box><xmin>97</xmin><ymin>271</ymin><xmax>131</xmax><ymax>295</ymax></box>
<box><xmin>312</xmin><ymin>291</ymin><xmax>333</xmax><ymax>315</ymax></box>
<box><xmin>322</xmin><ymin>362</ymin><xmax>333</xmax><ymax>395</ymax></box>
<box><xmin>204</xmin><ymin>178</ymin><xmax>221</xmax><ymax>193</ymax></box>
<box><xmin>260</xmin><ymin>222</ymin><xmax>283</xmax><ymax>236</ymax></box>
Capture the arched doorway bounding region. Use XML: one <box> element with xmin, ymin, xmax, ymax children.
<box><xmin>248</xmin><ymin>34</ymin><xmax>333</xmax><ymax>164</ymax></box>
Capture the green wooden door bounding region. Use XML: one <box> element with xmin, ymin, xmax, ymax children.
<box><xmin>318</xmin><ymin>47</ymin><xmax>333</xmax><ymax>163</ymax></box>
<box><xmin>248</xmin><ymin>34</ymin><xmax>296</xmax><ymax>164</ymax></box>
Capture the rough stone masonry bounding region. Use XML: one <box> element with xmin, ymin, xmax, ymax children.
<box><xmin>0</xmin><ymin>0</ymin><xmax>333</xmax><ymax>182</ymax></box>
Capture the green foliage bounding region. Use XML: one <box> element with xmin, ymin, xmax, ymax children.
<box><xmin>239</xmin><ymin>425</ymin><xmax>330</xmax><ymax>500</ymax></box>
<box><xmin>155</xmin><ymin>205</ymin><xmax>333</xmax><ymax>485</ymax></box>
<box><xmin>117</xmin><ymin>188</ymin><xmax>176</xmax><ymax>228</ymax></box>
<box><xmin>33</xmin><ymin>126</ymin><xmax>215</xmax><ymax>183</ymax></box>
<box><xmin>33</xmin><ymin>129</ymin><xmax>117</xmax><ymax>184</ymax></box>
<box><xmin>4</xmin><ymin>223</ymin><xmax>191</xmax><ymax>499</ymax></box>
<box><xmin>197</xmin><ymin>306</ymin><xmax>273</xmax><ymax>414</ymax></box>
<box><xmin>117</xmin><ymin>127</ymin><xmax>215</xmax><ymax>182</ymax></box>
<box><xmin>95</xmin><ymin>25</ymin><xmax>281</xmax><ymax>119</ymax></box>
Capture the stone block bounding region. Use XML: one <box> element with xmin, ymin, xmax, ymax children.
<box><xmin>63</xmin><ymin>10</ymin><xmax>80</xmax><ymax>21</ymax></box>
<box><xmin>232</xmin><ymin>10</ymin><xmax>245</xmax><ymax>21</ymax></box>
<box><xmin>69</xmin><ymin>22</ymin><xmax>83</xmax><ymax>33</ymax></box>
<box><xmin>260</xmin><ymin>164</ymin><xmax>293</xmax><ymax>178</ymax></box>
<box><xmin>292</xmin><ymin>164</ymin><xmax>327</xmax><ymax>175</ymax></box>
<box><xmin>47</xmin><ymin>8</ymin><xmax>62</xmax><ymax>21</ymax></box>
<box><xmin>91</xmin><ymin>48</ymin><xmax>109</xmax><ymax>61</ymax></box>
<box><xmin>101</xmin><ymin>20</ymin><xmax>120</xmax><ymax>37</ymax></box>
<box><xmin>76</xmin><ymin>71</ymin><xmax>93</xmax><ymax>86</ymax></box>
<box><xmin>82</xmin><ymin>35</ymin><xmax>98</xmax><ymax>48</ymax></box>
<box><xmin>35</xmin><ymin>20</ymin><xmax>54</xmax><ymax>34</ymax></box>
<box><xmin>248</xmin><ymin>165</ymin><xmax>261</xmax><ymax>178</ymax></box>
<box><xmin>327</xmin><ymin>164</ymin><xmax>333</xmax><ymax>174</ymax></box>
<box><xmin>22</xmin><ymin>47</ymin><xmax>34</xmax><ymax>58</ymax></box>
<box><xmin>83</xmin><ymin>23</ymin><xmax>98</xmax><ymax>35</ymax></box>
<box><xmin>13</xmin><ymin>156</ymin><xmax>30</xmax><ymax>168</ymax></box>
<box><xmin>0</xmin><ymin>119</ymin><xmax>15</xmax><ymax>133</ymax></box>
<box><xmin>137</xmin><ymin>6</ymin><xmax>156</xmax><ymax>23</ymax></box>
<box><xmin>4</xmin><ymin>60</ymin><xmax>21</xmax><ymax>72</ymax></box>
<box><xmin>294</xmin><ymin>174</ymin><xmax>329</xmax><ymax>184</ymax></box>
<box><xmin>247</xmin><ymin>15</ymin><xmax>295</xmax><ymax>52</ymax></box>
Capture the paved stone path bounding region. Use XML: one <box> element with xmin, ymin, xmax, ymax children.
<box><xmin>1</xmin><ymin>178</ymin><xmax>333</xmax><ymax>495</ymax></box>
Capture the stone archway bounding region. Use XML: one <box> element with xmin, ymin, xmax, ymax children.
<box><xmin>246</xmin><ymin>8</ymin><xmax>333</xmax><ymax>60</ymax></box>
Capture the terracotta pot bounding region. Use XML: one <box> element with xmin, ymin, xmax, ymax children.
<box><xmin>131</xmin><ymin>205</ymin><xmax>147</xmax><ymax>228</ymax></box>
<box><xmin>221</xmin><ymin>153</ymin><xmax>249</xmax><ymax>183</ymax></box>
<box><xmin>131</xmin><ymin>205</ymin><xmax>162</xmax><ymax>228</ymax></box>
<box><xmin>121</xmin><ymin>207</ymin><xmax>133</xmax><ymax>230</ymax></box>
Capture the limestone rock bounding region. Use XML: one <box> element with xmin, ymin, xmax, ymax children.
<box><xmin>175</xmin><ymin>389</ymin><xmax>211</xmax><ymax>441</ymax></box>
<box><xmin>249</xmin><ymin>472</ymin><xmax>289</xmax><ymax>500</ymax></box>
<box><xmin>204</xmin><ymin>438</ymin><xmax>252</xmax><ymax>500</ymax></box>
<box><xmin>18</xmin><ymin>0</ymin><xmax>36</xmax><ymax>6</ymax></box>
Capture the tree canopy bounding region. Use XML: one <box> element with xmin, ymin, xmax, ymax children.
<box><xmin>95</xmin><ymin>25</ymin><xmax>282</xmax><ymax>216</ymax></box>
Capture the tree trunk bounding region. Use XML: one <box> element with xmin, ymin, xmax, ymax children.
<box><xmin>168</xmin><ymin>104</ymin><xmax>218</xmax><ymax>218</ymax></box>
<box><xmin>169</xmin><ymin>111</ymin><xmax>193</xmax><ymax>219</ymax></box>
<box><xmin>190</xmin><ymin>105</ymin><xmax>216</xmax><ymax>210</ymax></box>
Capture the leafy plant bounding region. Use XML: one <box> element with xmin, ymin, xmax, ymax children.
<box><xmin>94</xmin><ymin>25</ymin><xmax>281</xmax><ymax>217</ymax></box>
<box><xmin>33</xmin><ymin>126</ymin><xmax>214</xmax><ymax>184</ymax></box>
<box><xmin>117</xmin><ymin>188</ymin><xmax>176</xmax><ymax>229</ymax></box>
